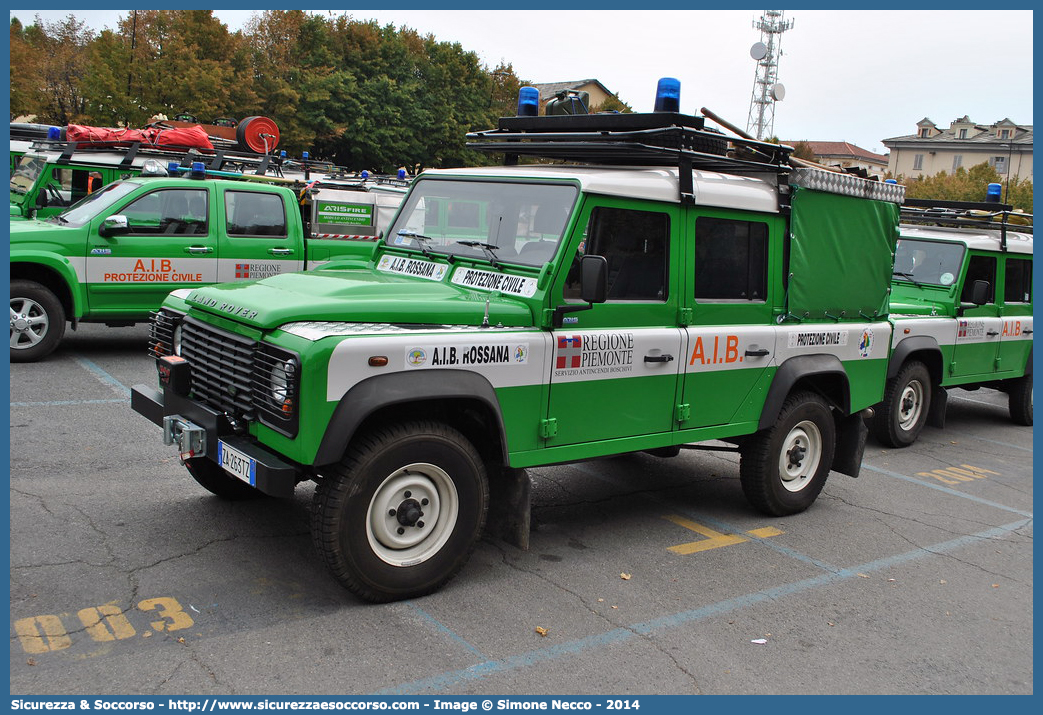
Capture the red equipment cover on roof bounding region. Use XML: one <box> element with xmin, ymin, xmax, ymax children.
<box><xmin>64</xmin><ymin>124</ymin><xmax>214</xmax><ymax>152</ymax></box>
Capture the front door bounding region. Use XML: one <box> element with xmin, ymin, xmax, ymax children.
<box><xmin>950</xmin><ymin>254</ymin><xmax>1002</xmax><ymax>379</ymax></box>
<box><xmin>85</xmin><ymin>186</ymin><xmax>216</xmax><ymax>317</ymax></box>
<box><xmin>545</xmin><ymin>200</ymin><xmax>682</xmax><ymax>446</ymax></box>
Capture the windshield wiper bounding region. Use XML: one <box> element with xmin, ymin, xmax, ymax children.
<box><xmin>893</xmin><ymin>271</ymin><xmax>924</xmax><ymax>288</ymax></box>
<box><xmin>456</xmin><ymin>240</ymin><xmax>502</xmax><ymax>270</ymax></box>
<box><xmin>396</xmin><ymin>231</ymin><xmax>441</xmax><ymax>260</ymax></box>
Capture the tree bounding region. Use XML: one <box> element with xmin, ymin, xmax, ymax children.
<box><xmin>900</xmin><ymin>161</ymin><xmax>1033</xmax><ymax>212</ymax></box>
<box><xmin>791</xmin><ymin>140</ymin><xmax>817</xmax><ymax>162</ymax></box>
<box><xmin>591</xmin><ymin>92</ymin><xmax>632</xmax><ymax>113</ymax></box>
<box><xmin>11</xmin><ymin>14</ymin><xmax>96</xmax><ymax>125</ymax></box>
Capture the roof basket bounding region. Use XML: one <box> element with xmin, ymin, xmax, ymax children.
<box><xmin>900</xmin><ymin>199</ymin><xmax>1032</xmax><ymax>245</ymax></box>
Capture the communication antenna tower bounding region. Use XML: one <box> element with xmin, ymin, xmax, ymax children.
<box><xmin>746</xmin><ymin>10</ymin><xmax>793</xmax><ymax>140</ymax></box>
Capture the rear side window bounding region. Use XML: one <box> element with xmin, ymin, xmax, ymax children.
<box><xmin>225</xmin><ymin>191</ymin><xmax>288</xmax><ymax>237</ymax></box>
<box><xmin>1004</xmin><ymin>258</ymin><xmax>1032</xmax><ymax>303</ymax></box>
<box><xmin>695</xmin><ymin>217</ymin><xmax>768</xmax><ymax>301</ymax></box>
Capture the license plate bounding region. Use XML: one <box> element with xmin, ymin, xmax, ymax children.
<box><xmin>217</xmin><ymin>441</ymin><xmax>256</xmax><ymax>485</ymax></box>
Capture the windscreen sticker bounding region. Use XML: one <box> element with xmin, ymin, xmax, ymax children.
<box><xmin>451</xmin><ymin>267</ymin><xmax>538</xmax><ymax>297</ymax></box>
<box><xmin>377</xmin><ymin>255</ymin><xmax>448</xmax><ymax>281</ymax></box>
<box><xmin>405</xmin><ymin>343</ymin><xmax>529</xmax><ymax>367</ymax></box>
<box><xmin>787</xmin><ymin>330</ymin><xmax>849</xmax><ymax>349</ymax></box>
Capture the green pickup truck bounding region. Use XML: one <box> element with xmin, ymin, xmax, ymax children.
<box><xmin>873</xmin><ymin>202</ymin><xmax>1033</xmax><ymax>445</ymax></box>
<box><xmin>132</xmin><ymin>99</ymin><xmax>906</xmax><ymax>602</ymax></box>
<box><xmin>10</xmin><ymin>167</ymin><xmax>404</xmax><ymax>361</ymax></box>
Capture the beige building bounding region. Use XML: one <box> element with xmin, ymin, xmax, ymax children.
<box><xmin>783</xmin><ymin>140</ymin><xmax>889</xmax><ymax>177</ymax></box>
<box><xmin>882</xmin><ymin>116</ymin><xmax>1032</xmax><ymax>182</ymax></box>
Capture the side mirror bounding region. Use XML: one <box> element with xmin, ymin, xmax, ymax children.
<box><xmin>969</xmin><ymin>279</ymin><xmax>990</xmax><ymax>306</ymax></box>
<box><xmin>579</xmin><ymin>254</ymin><xmax>608</xmax><ymax>304</ymax></box>
<box><xmin>99</xmin><ymin>215</ymin><xmax>129</xmax><ymax>237</ymax></box>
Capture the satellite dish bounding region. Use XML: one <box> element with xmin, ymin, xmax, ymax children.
<box><xmin>771</xmin><ymin>83</ymin><xmax>786</xmax><ymax>101</ymax></box>
<box><xmin>750</xmin><ymin>42</ymin><xmax>768</xmax><ymax>60</ymax></box>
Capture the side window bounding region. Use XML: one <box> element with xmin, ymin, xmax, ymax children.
<box><xmin>695</xmin><ymin>217</ymin><xmax>768</xmax><ymax>301</ymax></box>
<box><xmin>566</xmin><ymin>206</ymin><xmax>669</xmax><ymax>301</ymax></box>
<box><xmin>225</xmin><ymin>191</ymin><xmax>288</xmax><ymax>237</ymax></box>
<box><xmin>1004</xmin><ymin>258</ymin><xmax>1032</xmax><ymax>304</ymax></box>
<box><xmin>121</xmin><ymin>189</ymin><xmax>209</xmax><ymax>236</ymax></box>
<box><xmin>961</xmin><ymin>255</ymin><xmax>997</xmax><ymax>304</ymax></box>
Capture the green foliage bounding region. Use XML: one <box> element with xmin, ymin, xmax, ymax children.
<box><xmin>791</xmin><ymin>141</ymin><xmax>817</xmax><ymax>162</ymax></box>
<box><xmin>900</xmin><ymin>161</ymin><xmax>1033</xmax><ymax>212</ymax></box>
<box><xmin>592</xmin><ymin>93</ymin><xmax>632</xmax><ymax>113</ymax></box>
<box><xmin>11</xmin><ymin>10</ymin><xmax>527</xmax><ymax>172</ymax></box>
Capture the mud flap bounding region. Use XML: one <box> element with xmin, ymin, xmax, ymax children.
<box><xmin>485</xmin><ymin>467</ymin><xmax>531</xmax><ymax>551</ymax></box>
<box><xmin>927</xmin><ymin>385</ymin><xmax>948</xmax><ymax>429</ymax></box>
<box><xmin>832</xmin><ymin>411</ymin><xmax>868</xmax><ymax>478</ymax></box>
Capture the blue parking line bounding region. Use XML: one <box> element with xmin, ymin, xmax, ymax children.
<box><xmin>861</xmin><ymin>464</ymin><xmax>1033</xmax><ymax>518</ymax></box>
<box><xmin>377</xmin><ymin>519</ymin><xmax>1030</xmax><ymax>695</ymax></box>
<box><xmin>11</xmin><ymin>399</ymin><xmax>126</xmax><ymax>407</ymax></box>
<box><xmin>73</xmin><ymin>356</ymin><xmax>132</xmax><ymax>396</ymax></box>
<box><xmin>406</xmin><ymin>601</ymin><xmax>486</xmax><ymax>660</ymax></box>
<box><xmin>940</xmin><ymin>430</ymin><xmax>1033</xmax><ymax>454</ymax></box>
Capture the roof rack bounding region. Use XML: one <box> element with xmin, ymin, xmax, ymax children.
<box><xmin>466</xmin><ymin>112</ymin><xmax>905</xmax><ymax>205</ymax></box>
<box><xmin>900</xmin><ymin>199</ymin><xmax>1033</xmax><ymax>248</ymax></box>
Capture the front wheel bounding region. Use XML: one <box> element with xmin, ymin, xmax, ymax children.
<box><xmin>1008</xmin><ymin>375</ymin><xmax>1033</xmax><ymax>426</ymax></box>
<box><xmin>311</xmin><ymin>421</ymin><xmax>488</xmax><ymax>602</ymax></box>
<box><xmin>740</xmin><ymin>392</ymin><xmax>836</xmax><ymax>516</ymax></box>
<box><xmin>872</xmin><ymin>361</ymin><xmax>932</xmax><ymax>448</ymax></box>
<box><xmin>10</xmin><ymin>279</ymin><xmax>66</xmax><ymax>363</ymax></box>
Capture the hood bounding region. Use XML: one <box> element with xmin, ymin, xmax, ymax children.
<box><xmin>183</xmin><ymin>267</ymin><xmax>536</xmax><ymax>330</ymax></box>
<box><xmin>8</xmin><ymin>217</ymin><xmax>82</xmax><ymax>248</ymax></box>
<box><xmin>889</xmin><ymin>283</ymin><xmax>956</xmax><ymax>317</ymax></box>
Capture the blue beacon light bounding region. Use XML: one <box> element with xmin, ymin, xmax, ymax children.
<box><xmin>517</xmin><ymin>87</ymin><xmax>539</xmax><ymax>117</ymax></box>
<box><xmin>653</xmin><ymin>77</ymin><xmax>680</xmax><ymax>113</ymax></box>
<box><xmin>47</xmin><ymin>126</ymin><xmax>62</xmax><ymax>140</ymax></box>
<box><xmin>986</xmin><ymin>183</ymin><xmax>1002</xmax><ymax>203</ymax></box>
<box><xmin>189</xmin><ymin>161</ymin><xmax>206</xmax><ymax>179</ymax></box>
<box><xmin>167</xmin><ymin>161</ymin><xmax>180</xmax><ymax>176</ymax></box>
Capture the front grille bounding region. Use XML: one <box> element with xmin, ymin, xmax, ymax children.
<box><xmin>180</xmin><ymin>317</ymin><xmax>257</xmax><ymax>418</ymax></box>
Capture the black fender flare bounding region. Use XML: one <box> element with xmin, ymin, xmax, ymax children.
<box><xmin>758</xmin><ymin>355</ymin><xmax>849</xmax><ymax>431</ymax></box>
<box><xmin>1023</xmin><ymin>346</ymin><xmax>1033</xmax><ymax>376</ymax></box>
<box><xmin>887</xmin><ymin>335</ymin><xmax>942</xmax><ymax>380</ymax></box>
<box><xmin>313</xmin><ymin>369</ymin><xmax>508</xmax><ymax>467</ymax></box>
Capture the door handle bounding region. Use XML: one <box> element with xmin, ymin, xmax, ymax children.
<box><xmin>986</xmin><ymin>331</ymin><xmax>1000</xmax><ymax>336</ymax></box>
<box><xmin>268</xmin><ymin>247</ymin><xmax>294</xmax><ymax>256</ymax></box>
<box><xmin>1022</xmin><ymin>329</ymin><xmax>1033</xmax><ymax>335</ymax></box>
<box><xmin>745</xmin><ymin>348</ymin><xmax>770</xmax><ymax>357</ymax></box>
<box><xmin>644</xmin><ymin>354</ymin><xmax>674</xmax><ymax>363</ymax></box>
<box><xmin>184</xmin><ymin>246</ymin><xmax>213</xmax><ymax>254</ymax></box>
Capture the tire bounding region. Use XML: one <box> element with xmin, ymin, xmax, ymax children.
<box><xmin>311</xmin><ymin>421</ymin><xmax>488</xmax><ymax>603</ymax></box>
<box><xmin>740</xmin><ymin>391</ymin><xmax>835</xmax><ymax>516</ymax></box>
<box><xmin>1008</xmin><ymin>375</ymin><xmax>1033</xmax><ymax>426</ymax></box>
<box><xmin>872</xmin><ymin>361</ymin><xmax>932</xmax><ymax>448</ymax></box>
<box><xmin>10</xmin><ymin>279</ymin><xmax>66</xmax><ymax>363</ymax></box>
<box><xmin>184</xmin><ymin>457</ymin><xmax>265</xmax><ymax>500</ymax></box>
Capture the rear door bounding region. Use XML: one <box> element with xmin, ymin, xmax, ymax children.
<box><xmin>215</xmin><ymin>187</ymin><xmax>304</xmax><ymax>283</ymax></box>
<box><xmin>997</xmin><ymin>254</ymin><xmax>1033</xmax><ymax>376</ymax></box>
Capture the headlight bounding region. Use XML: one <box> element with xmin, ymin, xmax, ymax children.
<box><xmin>172</xmin><ymin>324</ymin><xmax>183</xmax><ymax>356</ymax></box>
<box><xmin>270</xmin><ymin>358</ymin><xmax>298</xmax><ymax>409</ymax></box>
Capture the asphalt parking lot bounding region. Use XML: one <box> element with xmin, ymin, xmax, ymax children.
<box><xmin>9</xmin><ymin>323</ymin><xmax>1033</xmax><ymax>695</ymax></box>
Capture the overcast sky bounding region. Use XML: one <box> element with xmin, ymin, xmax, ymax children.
<box><xmin>10</xmin><ymin>8</ymin><xmax>1034</xmax><ymax>155</ymax></box>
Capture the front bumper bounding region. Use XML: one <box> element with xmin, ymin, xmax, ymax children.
<box><xmin>132</xmin><ymin>384</ymin><xmax>300</xmax><ymax>497</ymax></box>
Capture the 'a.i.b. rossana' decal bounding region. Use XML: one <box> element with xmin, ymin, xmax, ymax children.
<box><xmin>376</xmin><ymin>255</ymin><xmax>449</xmax><ymax>281</ymax></box>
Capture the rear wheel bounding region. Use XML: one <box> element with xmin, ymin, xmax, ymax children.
<box><xmin>184</xmin><ymin>457</ymin><xmax>264</xmax><ymax>500</ymax></box>
<box><xmin>1008</xmin><ymin>375</ymin><xmax>1033</xmax><ymax>426</ymax></box>
<box><xmin>873</xmin><ymin>361</ymin><xmax>931</xmax><ymax>447</ymax></box>
<box><xmin>740</xmin><ymin>392</ymin><xmax>835</xmax><ymax>516</ymax></box>
<box><xmin>10</xmin><ymin>279</ymin><xmax>66</xmax><ymax>363</ymax></box>
<box><xmin>311</xmin><ymin>421</ymin><xmax>488</xmax><ymax>603</ymax></box>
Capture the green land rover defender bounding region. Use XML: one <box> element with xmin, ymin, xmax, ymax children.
<box><xmin>133</xmin><ymin>103</ymin><xmax>905</xmax><ymax>602</ymax></box>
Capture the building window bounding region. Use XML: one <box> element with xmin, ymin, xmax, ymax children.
<box><xmin>999</xmin><ymin>129</ymin><xmax>1011</xmax><ymax>139</ymax></box>
<box><xmin>913</xmin><ymin>154</ymin><xmax>924</xmax><ymax>171</ymax></box>
<box><xmin>919</xmin><ymin>128</ymin><xmax>930</xmax><ymax>138</ymax></box>
<box><xmin>958</xmin><ymin>129</ymin><xmax>968</xmax><ymax>139</ymax></box>
<box><xmin>952</xmin><ymin>155</ymin><xmax>963</xmax><ymax>172</ymax></box>
<box><xmin>992</xmin><ymin>156</ymin><xmax>1008</xmax><ymax>174</ymax></box>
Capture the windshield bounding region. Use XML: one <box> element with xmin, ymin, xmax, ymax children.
<box><xmin>52</xmin><ymin>181</ymin><xmax>140</xmax><ymax>227</ymax></box>
<box><xmin>893</xmin><ymin>238</ymin><xmax>966</xmax><ymax>287</ymax></box>
<box><xmin>10</xmin><ymin>154</ymin><xmax>46</xmax><ymax>197</ymax></box>
<box><xmin>386</xmin><ymin>179</ymin><xmax>578</xmax><ymax>267</ymax></box>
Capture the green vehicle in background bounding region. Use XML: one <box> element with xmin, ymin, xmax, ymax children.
<box><xmin>873</xmin><ymin>196</ymin><xmax>1033</xmax><ymax>446</ymax></box>
<box><xmin>132</xmin><ymin>89</ymin><xmax>907</xmax><ymax>603</ymax></box>
<box><xmin>10</xmin><ymin>163</ymin><xmax>406</xmax><ymax>361</ymax></box>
